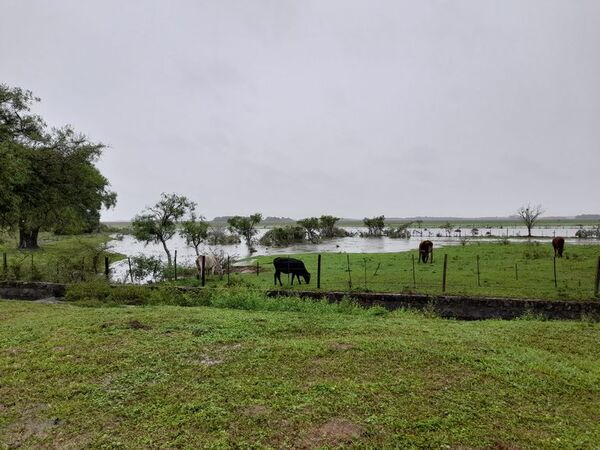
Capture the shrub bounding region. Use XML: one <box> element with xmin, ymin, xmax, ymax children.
<box><xmin>259</xmin><ymin>226</ymin><xmax>306</xmax><ymax>247</ymax></box>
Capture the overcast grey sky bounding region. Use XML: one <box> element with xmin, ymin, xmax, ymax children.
<box><xmin>2</xmin><ymin>0</ymin><xmax>598</xmax><ymax>220</ymax></box>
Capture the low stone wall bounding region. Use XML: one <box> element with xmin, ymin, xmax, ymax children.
<box><xmin>267</xmin><ymin>290</ymin><xmax>600</xmax><ymax>320</ymax></box>
<box><xmin>0</xmin><ymin>281</ymin><xmax>66</xmax><ymax>300</ymax></box>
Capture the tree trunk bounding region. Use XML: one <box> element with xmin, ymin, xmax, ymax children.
<box><xmin>159</xmin><ymin>237</ymin><xmax>172</xmax><ymax>266</ymax></box>
<box><xmin>18</xmin><ymin>226</ymin><xmax>40</xmax><ymax>249</ymax></box>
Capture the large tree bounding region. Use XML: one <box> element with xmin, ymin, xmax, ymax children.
<box><xmin>131</xmin><ymin>193</ymin><xmax>194</xmax><ymax>266</ymax></box>
<box><xmin>0</xmin><ymin>84</ymin><xmax>116</xmax><ymax>248</ymax></box>
<box><xmin>517</xmin><ymin>204</ymin><xmax>544</xmax><ymax>237</ymax></box>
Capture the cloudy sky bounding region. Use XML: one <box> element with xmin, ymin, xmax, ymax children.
<box><xmin>2</xmin><ymin>0</ymin><xmax>598</xmax><ymax>220</ymax></box>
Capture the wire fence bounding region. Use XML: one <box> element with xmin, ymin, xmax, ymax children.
<box><xmin>3</xmin><ymin>248</ymin><xmax>599</xmax><ymax>300</ymax></box>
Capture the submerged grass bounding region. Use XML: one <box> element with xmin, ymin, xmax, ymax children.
<box><xmin>1</xmin><ymin>298</ymin><xmax>599</xmax><ymax>448</ymax></box>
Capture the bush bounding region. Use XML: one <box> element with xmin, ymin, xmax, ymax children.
<box><xmin>259</xmin><ymin>226</ymin><xmax>306</xmax><ymax>247</ymax></box>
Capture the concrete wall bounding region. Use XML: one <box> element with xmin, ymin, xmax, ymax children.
<box><xmin>268</xmin><ymin>290</ymin><xmax>600</xmax><ymax>320</ymax></box>
<box><xmin>0</xmin><ymin>281</ymin><xmax>66</xmax><ymax>300</ymax></box>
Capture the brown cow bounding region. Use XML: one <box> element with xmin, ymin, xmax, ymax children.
<box><xmin>552</xmin><ymin>237</ymin><xmax>565</xmax><ymax>257</ymax></box>
<box><xmin>418</xmin><ymin>240</ymin><xmax>434</xmax><ymax>263</ymax></box>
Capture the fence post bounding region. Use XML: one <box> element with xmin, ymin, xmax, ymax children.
<box><xmin>553</xmin><ymin>255</ymin><xmax>557</xmax><ymax>288</ymax></box>
<box><xmin>476</xmin><ymin>255</ymin><xmax>480</xmax><ymax>287</ymax></box>
<box><xmin>128</xmin><ymin>257</ymin><xmax>134</xmax><ymax>283</ymax></box>
<box><xmin>81</xmin><ymin>257</ymin><xmax>85</xmax><ymax>281</ymax></box>
<box><xmin>442</xmin><ymin>254</ymin><xmax>448</xmax><ymax>293</ymax></box>
<box><xmin>594</xmin><ymin>256</ymin><xmax>600</xmax><ymax>297</ymax></box>
<box><xmin>104</xmin><ymin>256</ymin><xmax>110</xmax><ymax>280</ymax></box>
<box><xmin>31</xmin><ymin>253</ymin><xmax>34</xmax><ymax>278</ymax></box>
<box><xmin>256</xmin><ymin>260</ymin><xmax>260</xmax><ymax>276</ymax></box>
<box><xmin>201</xmin><ymin>255</ymin><xmax>206</xmax><ymax>287</ymax></box>
<box><xmin>2</xmin><ymin>252</ymin><xmax>7</xmax><ymax>274</ymax></box>
<box><xmin>227</xmin><ymin>255</ymin><xmax>230</xmax><ymax>285</ymax></box>
<box><xmin>412</xmin><ymin>254</ymin><xmax>416</xmax><ymax>288</ymax></box>
<box><xmin>346</xmin><ymin>254</ymin><xmax>352</xmax><ymax>290</ymax></box>
<box><xmin>174</xmin><ymin>250</ymin><xmax>178</xmax><ymax>281</ymax></box>
<box><xmin>317</xmin><ymin>254</ymin><xmax>321</xmax><ymax>289</ymax></box>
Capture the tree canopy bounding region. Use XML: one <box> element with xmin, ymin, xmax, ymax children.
<box><xmin>227</xmin><ymin>213</ymin><xmax>262</xmax><ymax>251</ymax></box>
<box><xmin>131</xmin><ymin>193</ymin><xmax>194</xmax><ymax>266</ymax></box>
<box><xmin>0</xmin><ymin>84</ymin><xmax>116</xmax><ymax>248</ymax></box>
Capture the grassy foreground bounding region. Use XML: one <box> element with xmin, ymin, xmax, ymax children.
<box><xmin>1</xmin><ymin>299</ymin><xmax>600</xmax><ymax>448</ymax></box>
<box><xmin>218</xmin><ymin>242</ymin><xmax>600</xmax><ymax>301</ymax></box>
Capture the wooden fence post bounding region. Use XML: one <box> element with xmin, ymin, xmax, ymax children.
<box><xmin>104</xmin><ymin>256</ymin><xmax>110</xmax><ymax>280</ymax></box>
<box><xmin>317</xmin><ymin>254</ymin><xmax>321</xmax><ymax>289</ymax></box>
<box><xmin>256</xmin><ymin>260</ymin><xmax>260</xmax><ymax>276</ymax></box>
<box><xmin>174</xmin><ymin>250</ymin><xmax>178</xmax><ymax>281</ymax></box>
<box><xmin>2</xmin><ymin>252</ymin><xmax>7</xmax><ymax>273</ymax></box>
<box><xmin>346</xmin><ymin>254</ymin><xmax>352</xmax><ymax>290</ymax></box>
<box><xmin>594</xmin><ymin>256</ymin><xmax>600</xmax><ymax>297</ymax></box>
<box><xmin>476</xmin><ymin>255</ymin><xmax>480</xmax><ymax>287</ymax></box>
<box><xmin>201</xmin><ymin>255</ymin><xmax>206</xmax><ymax>287</ymax></box>
<box><xmin>412</xmin><ymin>254</ymin><xmax>416</xmax><ymax>288</ymax></box>
<box><xmin>227</xmin><ymin>255</ymin><xmax>230</xmax><ymax>285</ymax></box>
<box><xmin>442</xmin><ymin>254</ymin><xmax>448</xmax><ymax>293</ymax></box>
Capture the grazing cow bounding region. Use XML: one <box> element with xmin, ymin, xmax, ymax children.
<box><xmin>418</xmin><ymin>240</ymin><xmax>434</xmax><ymax>263</ymax></box>
<box><xmin>552</xmin><ymin>237</ymin><xmax>565</xmax><ymax>257</ymax></box>
<box><xmin>195</xmin><ymin>254</ymin><xmax>222</xmax><ymax>278</ymax></box>
<box><xmin>273</xmin><ymin>257</ymin><xmax>311</xmax><ymax>286</ymax></box>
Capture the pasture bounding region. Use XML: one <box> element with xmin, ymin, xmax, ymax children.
<box><xmin>1</xmin><ymin>299</ymin><xmax>600</xmax><ymax>448</ymax></box>
<box><xmin>209</xmin><ymin>242</ymin><xmax>600</xmax><ymax>301</ymax></box>
<box><xmin>0</xmin><ymin>233</ymin><xmax>124</xmax><ymax>283</ymax></box>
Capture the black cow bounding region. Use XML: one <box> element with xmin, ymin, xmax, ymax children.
<box><xmin>418</xmin><ymin>240</ymin><xmax>434</xmax><ymax>263</ymax></box>
<box><xmin>273</xmin><ymin>257</ymin><xmax>311</xmax><ymax>286</ymax></box>
<box><xmin>552</xmin><ymin>237</ymin><xmax>565</xmax><ymax>257</ymax></box>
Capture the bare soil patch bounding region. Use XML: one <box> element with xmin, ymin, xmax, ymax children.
<box><xmin>298</xmin><ymin>418</ymin><xmax>363</xmax><ymax>449</ymax></box>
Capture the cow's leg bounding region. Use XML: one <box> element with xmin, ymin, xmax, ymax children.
<box><xmin>274</xmin><ymin>270</ymin><xmax>280</xmax><ymax>286</ymax></box>
<box><xmin>291</xmin><ymin>273</ymin><xmax>295</xmax><ymax>285</ymax></box>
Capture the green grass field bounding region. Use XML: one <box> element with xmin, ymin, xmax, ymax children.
<box><xmin>187</xmin><ymin>242</ymin><xmax>600</xmax><ymax>301</ymax></box>
<box><xmin>0</xmin><ymin>232</ymin><xmax>124</xmax><ymax>283</ymax></box>
<box><xmin>1</xmin><ymin>299</ymin><xmax>599</xmax><ymax>448</ymax></box>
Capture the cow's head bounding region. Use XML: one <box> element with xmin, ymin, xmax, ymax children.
<box><xmin>303</xmin><ymin>272</ymin><xmax>311</xmax><ymax>284</ymax></box>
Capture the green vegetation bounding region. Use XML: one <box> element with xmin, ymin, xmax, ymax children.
<box><xmin>259</xmin><ymin>225</ymin><xmax>306</xmax><ymax>247</ymax></box>
<box><xmin>0</xmin><ymin>232</ymin><xmax>123</xmax><ymax>282</ymax></box>
<box><xmin>211</xmin><ymin>242</ymin><xmax>600</xmax><ymax>301</ymax></box>
<box><xmin>131</xmin><ymin>193</ymin><xmax>195</xmax><ymax>266</ymax></box>
<box><xmin>0</xmin><ymin>84</ymin><xmax>116</xmax><ymax>249</ymax></box>
<box><xmin>227</xmin><ymin>213</ymin><xmax>263</xmax><ymax>251</ymax></box>
<box><xmin>1</xmin><ymin>299</ymin><xmax>599</xmax><ymax>448</ymax></box>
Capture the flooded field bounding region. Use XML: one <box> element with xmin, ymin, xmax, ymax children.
<box><xmin>107</xmin><ymin>225</ymin><xmax>597</xmax><ymax>282</ymax></box>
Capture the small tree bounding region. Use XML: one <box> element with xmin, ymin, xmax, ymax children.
<box><xmin>180</xmin><ymin>211</ymin><xmax>209</xmax><ymax>256</ymax></box>
<box><xmin>227</xmin><ymin>213</ymin><xmax>262</xmax><ymax>251</ymax></box>
<box><xmin>442</xmin><ymin>222</ymin><xmax>453</xmax><ymax>237</ymax></box>
<box><xmin>517</xmin><ymin>204</ymin><xmax>544</xmax><ymax>237</ymax></box>
<box><xmin>297</xmin><ymin>217</ymin><xmax>320</xmax><ymax>242</ymax></box>
<box><xmin>363</xmin><ymin>215</ymin><xmax>385</xmax><ymax>236</ymax></box>
<box><xmin>319</xmin><ymin>215</ymin><xmax>340</xmax><ymax>238</ymax></box>
<box><xmin>131</xmin><ymin>193</ymin><xmax>194</xmax><ymax>266</ymax></box>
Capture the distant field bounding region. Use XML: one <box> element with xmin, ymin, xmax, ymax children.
<box><xmin>1</xmin><ymin>300</ymin><xmax>599</xmax><ymax>448</ymax></box>
<box><xmin>199</xmin><ymin>242</ymin><xmax>600</xmax><ymax>301</ymax></box>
